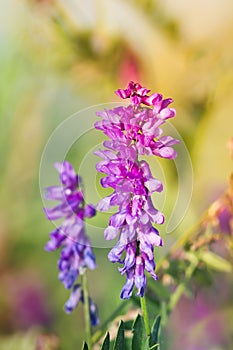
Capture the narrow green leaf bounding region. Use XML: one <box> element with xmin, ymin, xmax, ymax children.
<box><xmin>132</xmin><ymin>314</ymin><xmax>146</xmax><ymax>350</ymax></box>
<box><xmin>82</xmin><ymin>341</ymin><xmax>89</xmax><ymax>350</ymax></box>
<box><xmin>101</xmin><ymin>332</ymin><xmax>110</xmax><ymax>350</ymax></box>
<box><xmin>113</xmin><ymin>321</ymin><xmax>125</xmax><ymax>350</ymax></box>
<box><xmin>149</xmin><ymin>315</ymin><xmax>161</xmax><ymax>347</ymax></box>
<box><xmin>199</xmin><ymin>251</ymin><xmax>232</xmax><ymax>272</ymax></box>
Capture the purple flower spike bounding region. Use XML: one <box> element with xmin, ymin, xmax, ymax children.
<box><xmin>44</xmin><ymin>161</ymin><xmax>98</xmax><ymax>317</ymax></box>
<box><xmin>95</xmin><ymin>82</ymin><xmax>179</xmax><ymax>298</ymax></box>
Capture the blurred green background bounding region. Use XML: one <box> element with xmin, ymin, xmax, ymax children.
<box><xmin>0</xmin><ymin>0</ymin><xmax>233</xmax><ymax>349</ymax></box>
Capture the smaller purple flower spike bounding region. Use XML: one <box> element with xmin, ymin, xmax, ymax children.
<box><xmin>44</xmin><ymin>161</ymin><xmax>98</xmax><ymax>317</ymax></box>
<box><xmin>95</xmin><ymin>82</ymin><xmax>179</xmax><ymax>299</ymax></box>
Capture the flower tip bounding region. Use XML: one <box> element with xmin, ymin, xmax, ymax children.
<box><xmin>120</xmin><ymin>290</ymin><xmax>132</xmax><ymax>299</ymax></box>
<box><xmin>84</xmin><ymin>204</ymin><xmax>96</xmax><ymax>218</ymax></box>
<box><xmin>89</xmin><ymin>299</ymin><xmax>99</xmax><ymax>326</ymax></box>
<box><xmin>54</xmin><ymin>161</ymin><xmax>63</xmax><ymax>172</ymax></box>
<box><xmin>64</xmin><ymin>305</ymin><xmax>72</xmax><ymax>314</ymax></box>
<box><xmin>44</xmin><ymin>243</ymin><xmax>52</xmax><ymax>252</ymax></box>
<box><xmin>43</xmin><ymin>208</ymin><xmax>52</xmax><ymax>220</ymax></box>
<box><xmin>63</xmin><ymin>284</ymin><xmax>82</xmax><ymax>313</ymax></box>
<box><xmin>104</xmin><ymin>225</ymin><xmax>119</xmax><ymax>240</ymax></box>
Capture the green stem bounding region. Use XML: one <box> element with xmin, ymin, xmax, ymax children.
<box><xmin>140</xmin><ymin>295</ymin><xmax>151</xmax><ymax>336</ymax></box>
<box><xmin>81</xmin><ymin>272</ymin><xmax>92</xmax><ymax>350</ymax></box>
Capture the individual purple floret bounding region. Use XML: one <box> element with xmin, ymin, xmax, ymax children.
<box><xmin>65</xmin><ymin>284</ymin><xmax>99</xmax><ymax>326</ymax></box>
<box><xmin>44</xmin><ymin>161</ymin><xmax>98</xmax><ymax>317</ymax></box>
<box><xmin>64</xmin><ymin>284</ymin><xmax>82</xmax><ymax>313</ymax></box>
<box><xmin>115</xmin><ymin>81</ymin><xmax>163</xmax><ymax>107</ymax></box>
<box><xmin>95</xmin><ymin>81</ymin><xmax>179</xmax><ymax>298</ymax></box>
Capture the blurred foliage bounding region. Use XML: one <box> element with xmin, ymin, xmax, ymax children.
<box><xmin>0</xmin><ymin>331</ymin><xmax>37</xmax><ymax>350</ymax></box>
<box><xmin>0</xmin><ymin>0</ymin><xmax>233</xmax><ymax>349</ymax></box>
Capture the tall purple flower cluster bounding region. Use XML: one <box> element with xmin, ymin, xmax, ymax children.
<box><xmin>95</xmin><ymin>81</ymin><xmax>179</xmax><ymax>299</ymax></box>
<box><xmin>44</xmin><ymin>161</ymin><xmax>98</xmax><ymax>324</ymax></box>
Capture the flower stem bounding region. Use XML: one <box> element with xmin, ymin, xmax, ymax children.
<box><xmin>81</xmin><ymin>272</ymin><xmax>92</xmax><ymax>349</ymax></box>
<box><xmin>140</xmin><ymin>295</ymin><xmax>151</xmax><ymax>336</ymax></box>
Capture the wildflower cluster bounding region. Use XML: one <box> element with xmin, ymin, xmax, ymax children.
<box><xmin>95</xmin><ymin>81</ymin><xmax>179</xmax><ymax>298</ymax></box>
<box><xmin>43</xmin><ymin>81</ymin><xmax>179</xmax><ymax>335</ymax></box>
<box><xmin>44</xmin><ymin>161</ymin><xmax>98</xmax><ymax>324</ymax></box>
<box><xmin>41</xmin><ymin>82</ymin><xmax>233</xmax><ymax>350</ymax></box>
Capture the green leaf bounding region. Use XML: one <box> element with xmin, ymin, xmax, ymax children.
<box><xmin>199</xmin><ymin>251</ymin><xmax>232</xmax><ymax>273</ymax></box>
<box><xmin>113</xmin><ymin>321</ymin><xmax>125</xmax><ymax>350</ymax></box>
<box><xmin>132</xmin><ymin>314</ymin><xmax>146</xmax><ymax>350</ymax></box>
<box><xmin>125</xmin><ymin>337</ymin><xmax>133</xmax><ymax>350</ymax></box>
<box><xmin>149</xmin><ymin>315</ymin><xmax>161</xmax><ymax>348</ymax></box>
<box><xmin>101</xmin><ymin>332</ymin><xmax>110</xmax><ymax>350</ymax></box>
<box><xmin>82</xmin><ymin>342</ymin><xmax>89</xmax><ymax>350</ymax></box>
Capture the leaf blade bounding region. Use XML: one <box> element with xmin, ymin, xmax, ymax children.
<box><xmin>113</xmin><ymin>321</ymin><xmax>125</xmax><ymax>350</ymax></box>
<box><xmin>101</xmin><ymin>332</ymin><xmax>110</xmax><ymax>350</ymax></box>
<box><xmin>149</xmin><ymin>315</ymin><xmax>161</xmax><ymax>348</ymax></box>
<box><xmin>82</xmin><ymin>341</ymin><xmax>89</xmax><ymax>350</ymax></box>
<box><xmin>132</xmin><ymin>314</ymin><xmax>146</xmax><ymax>350</ymax></box>
<box><xmin>199</xmin><ymin>251</ymin><xmax>232</xmax><ymax>272</ymax></box>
